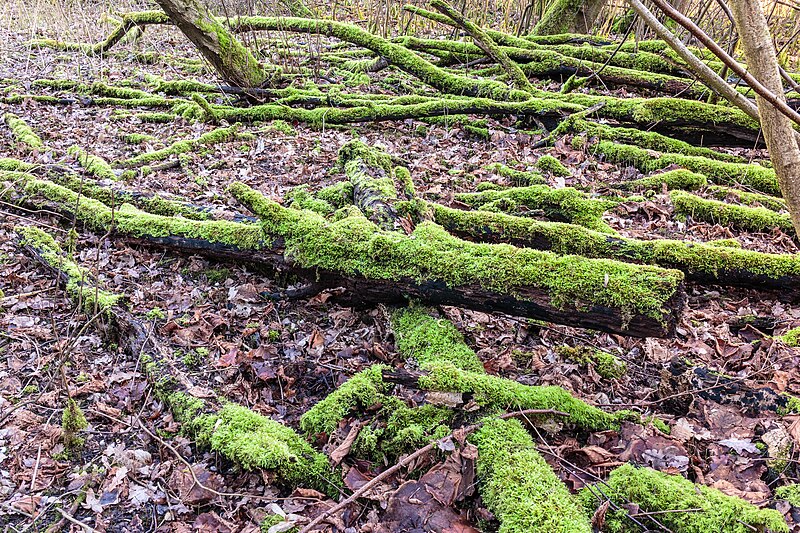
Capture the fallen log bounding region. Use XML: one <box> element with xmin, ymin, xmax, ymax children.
<box><xmin>7</xmin><ymin>173</ymin><xmax>685</xmax><ymax>337</ymax></box>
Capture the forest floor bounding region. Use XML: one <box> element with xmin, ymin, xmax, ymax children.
<box><xmin>2</xmin><ymin>1</ymin><xmax>800</xmax><ymax>532</ymax></box>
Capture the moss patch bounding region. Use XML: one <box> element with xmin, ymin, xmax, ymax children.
<box><xmin>671</xmin><ymin>190</ymin><xmax>794</xmax><ymax>234</ymax></box>
<box><xmin>619</xmin><ymin>169</ymin><xmax>708</xmax><ymax>192</ymax></box>
<box><xmin>4</xmin><ymin>112</ymin><xmax>44</xmax><ymax>151</ymax></box>
<box><xmin>536</xmin><ymin>154</ymin><xmax>570</xmax><ymax>176</ymax></box>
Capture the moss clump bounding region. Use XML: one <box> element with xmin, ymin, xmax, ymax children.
<box><xmin>391</xmin><ymin>306</ymin><xmax>484</xmax><ymax>373</ymax></box>
<box><xmin>619</xmin><ymin>169</ymin><xmax>707</xmax><ymax>192</ymax></box>
<box><xmin>581</xmin><ymin>463</ymin><xmax>789</xmax><ymax>533</ymax></box>
<box><xmin>4</xmin><ymin>112</ymin><xmax>44</xmax><ymax>151</ymax></box>
<box><xmin>230</xmin><ymin>182</ymin><xmax>683</xmax><ymax>325</ymax></box>
<box><xmin>134</xmin><ymin>112</ymin><xmax>176</xmax><ymax>123</ymax></box>
<box><xmin>68</xmin><ymin>145</ymin><xmax>117</xmax><ymax>181</ymax></box>
<box><xmin>455</xmin><ymin>184</ymin><xmax>616</xmax><ymax>234</ymax></box>
<box><xmin>268</xmin><ymin>120</ymin><xmax>297</xmax><ymax>136</ymax></box>
<box><xmin>191</xmin><ymin>402</ymin><xmax>332</xmax><ymax>493</ymax></box>
<box><xmin>778</xmin><ymin>327</ymin><xmax>800</xmax><ymax>347</ymax></box>
<box><xmin>488</xmin><ymin>163</ymin><xmax>546</xmax><ymax>185</ymax></box>
<box><xmin>471</xmin><ymin>418</ymin><xmax>592</xmax><ymax>533</ymax></box>
<box><xmin>0</xmin><ymin>158</ymin><xmax>35</xmax><ymax>171</ymax></box>
<box><xmin>536</xmin><ymin>154</ymin><xmax>570</xmax><ymax>176</ymax></box>
<box><xmin>62</xmin><ymin>398</ymin><xmax>88</xmax><ymax>451</ymax></box>
<box><xmin>286</xmin><ymin>186</ymin><xmax>336</xmax><ymax>216</ymax></box>
<box><xmin>118</xmin><ymin>124</ymin><xmax>240</xmax><ymax>167</ymax></box>
<box><xmin>775</xmin><ymin>484</ymin><xmax>800</xmax><ymax>507</ymax></box>
<box><xmin>315</xmin><ymin>181</ymin><xmax>355</xmax><ymax>209</ymax></box>
<box><xmin>122</xmin><ymin>133</ymin><xmax>158</xmax><ymax>144</ymax></box>
<box><xmin>707</xmin><ymin>238</ymin><xmax>742</xmax><ymax>248</ymax></box>
<box><xmin>146</xmin><ymin>307</ymin><xmax>166</xmax><ymax>320</ymax></box>
<box><xmin>16</xmin><ymin>226</ymin><xmax>121</xmax><ymax>314</ymax></box>
<box><xmin>418</xmin><ymin>363</ymin><xmax>632</xmax><ymax>430</ymax></box>
<box><xmin>300</xmin><ymin>365</ymin><xmax>389</xmax><ymax>436</ymax></box>
<box><xmin>671</xmin><ymin>191</ymin><xmax>794</xmax><ymax>234</ymax></box>
<box><xmin>556</xmin><ymin>345</ymin><xmax>626</xmax><ymax>379</ymax></box>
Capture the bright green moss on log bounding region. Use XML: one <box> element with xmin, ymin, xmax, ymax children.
<box><xmin>471</xmin><ymin>418</ymin><xmax>592</xmax><ymax>533</ymax></box>
<box><xmin>416</xmin><ymin>363</ymin><xmax>635</xmax><ymax>430</ymax></box>
<box><xmin>707</xmin><ymin>185</ymin><xmax>787</xmax><ymax>212</ymax></box>
<box><xmin>4</xmin><ymin>112</ymin><xmax>44</xmax><ymax>151</ymax></box>
<box><xmin>68</xmin><ymin>145</ymin><xmax>117</xmax><ymax>181</ymax></box>
<box><xmin>671</xmin><ymin>190</ymin><xmax>794</xmax><ymax>234</ymax></box>
<box><xmin>562</xmin><ymin>118</ymin><xmax>743</xmax><ymax>162</ymax></box>
<box><xmin>391</xmin><ymin>306</ymin><xmax>485</xmax><ymax>373</ymax></box>
<box><xmin>286</xmin><ymin>185</ymin><xmax>336</xmax><ymax>215</ymax></box>
<box><xmin>429</xmin><ymin>202</ymin><xmax>800</xmax><ymax>286</ymax></box>
<box><xmin>16</xmin><ymin>226</ymin><xmax>121</xmax><ymax>314</ymax></box>
<box><xmin>190</xmin><ymin>403</ymin><xmax>331</xmax><ymax>492</ymax></box>
<box><xmin>595</xmin><ymin>141</ymin><xmax>780</xmax><ymax>196</ymax></box>
<box><xmin>581</xmin><ymin>463</ymin><xmax>789</xmax><ymax>532</ymax></box>
<box><xmin>536</xmin><ymin>154</ymin><xmax>570</xmax><ymax>176</ymax></box>
<box><xmin>227</xmin><ymin>16</ymin><xmax>531</xmax><ymax>101</ymax></box>
<box><xmin>118</xmin><ymin>124</ymin><xmax>239</xmax><ymax>167</ymax></box>
<box><xmin>618</xmin><ymin>169</ymin><xmax>708</xmax><ymax>192</ymax></box>
<box><xmin>134</xmin><ymin>112</ymin><xmax>176</xmax><ymax>123</ymax></box>
<box><xmin>21</xmin><ymin>177</ymin><xmax>263</xmax><ymax>249</ymax></box>
<box><xmin>229</xmin><ymin>182</ymin><xmax>684</xmax><ymax>324</ymax></box>
<box><xmin>488</xmin><ymin>163</ymin><xmax>546</xmax><ymax>185</ymax></box>
<box><xmin>0</xmin><ymin>158</ymin><xmax>35</xmax><ymax>171</ymax></box>
<box><xmin>455</xmin><ymin>185</ymin><xmax>615</xmax><ymax>234</ymax></box>
<box><xmin>776</xmin><ymin>484</ymin><xmax>800</xmax><ymax>507</ymax></box>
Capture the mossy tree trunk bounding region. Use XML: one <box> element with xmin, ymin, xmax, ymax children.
<box><xmin>728</xmin><ymin>0</ymin><xmax>800</xmax><ymax>236</ymax></box>
<box><xmin>152</xmin><ymin>0</ymin><xmax>266</xmax><ymax>88</ymax></box>
<box><xmin>532</xmin><ymin>0</ymin><xmax>607</xmax><ymax>35</ymax></box>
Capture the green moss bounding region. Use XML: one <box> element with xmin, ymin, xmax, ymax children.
<box><xmin>671</xmin><ymin>190</ymin><xmax>794</xmax><ymax>234</ymax></box>
<box><xmin>707</xmin><ymin>238</ymin><xmax>742</xmax><ymax>248</ymax></box>
<box><xmin>146</xmin><ymin>307</ymin><xmax>166</xmax><ymax>320</ymax></box>
<box><xmin>596</xmin><ymin>141</ymin><xmax>779</xmax><ymax>195</ymax></box>
<box><xmin>455</xmin><ymin>184</ymin><xmax>616</xmax><ymax>234</ymax></box>
<box><xmin>122</xmin><ymin>133</ymin><xmax>158</xmax><ymax>144</ymax></box>
<box><xmin>778</xmin><ymin>327</ymin><xmax>800</xmax><ymax>347</ymax></box>
<box><xmin>775</xmin><ymin>484</ymin><xmax>800</xmax><ymax>507</ymax></box>
<box><xmin>556</xmin><ymin>345</ymin><xmax>626</xmax><ymax>379</ymax></box>
<box><xmin>471</xmin><ymin>418</ymin><xmax>592</xmax><ymax>532</ymax></box>
<box><xmin>134</xmin><ymin>112</ymin><xmax>176</xmax><ymax>123</ymax></box>
<box><xmin>0</xmin><ymin>158</ymin><xmax>35</xmax><ymax>172</ymax></box>
<box><xmin>191</xmin><ymin>402</ymin><xmax>331</xmax><ymax>492</ymax></box>
<box><xmin>619</xmin><ymin>169</ymin><xmax>708</xmax><ymax>192</ymax></box>
<box><xmin>62</xmin><ymin>398</ymin><xmax>88</xmax><ymax>450</ymax></box>
<box><xmin>286</xmin><ymin>186</ymin><xmax>336</xmax><ymax>215</ymax></box>
<box><xmin>118</xmin><ymin>124</ymin><xmax>239</xmax><ymax>167</ymax></box>
<box><xmin>581</xmin><ymin>463</ymin><xmax>788</xmax><ymax>532</ymax></box>
<box><xmin>300</xmin><ymin>365</ymin><xmax>389</xmax><ymax>436</ymax></box>
<box><xmin>418</xmin><ymin>363</ymin><xmax>630</xmax><ymax>430</ymax></box>
<box><xmin>68</xmin><ymin>145</ymin><xmax>117</xmax><ymax>181</ymax></box>
<box><xmin>268</xmin><ymin>120</ymin><xmax>297</xmax><ymax>136</ymax></box>
<box><xmin>646</xmin><ymin>416</ymin><xmax>671</xmax><ymax>434</ymax></box>
<box><xmin>487</xmin><ymin>163</ymin><xmax>546</xmax><ymax>186</ymax></box>
<box><xmin>229</xmin><ymin>182</ymin><xmax>683</xmax><ymax>324</ymax></box>
<box><xmin>536</xmin><ymin>154</ymin><xmax>570</xmax><ymax>176</ymax></box>
<box><xmin>16</xmin><ymin>226</ymin><xmax>121</xmax><ymax>314</ymax></box>
<box><xmin>391</xmin><ymin>306</ymin><xmax>484</xmax><ymax>373</ymax></box>
<box><xmin>430</xmin><ymin>201</ymin><xmax>800</xmax><ymax>285</ymax></box>
<box><xmin>707</xmin><ymin>185</ymin><xmax>787</xmax><ymax>212</ymax></box>
<box><xmin>21</xmin><ymin>178</ymin><xmax>264</xmax><ymax>249</ymax></box>
<box><xmin>182</xmin><ymin>347</ymin><xmax>208</xmax><ymax>368</ymax></box>
<box><xmin>531</xmin><ymin>0</ymin><xmax>586</xmax><ymax>36</ymax></box>
<box><xmin>4</xmin><ymin>112</ymin><xmax>44</xmax><ymax>151</ymax></box>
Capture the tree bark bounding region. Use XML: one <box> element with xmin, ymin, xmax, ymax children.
<box><xmin>532</xmin><ymin>0</ymin><xmax>607</xmax><ymax>35</ymax></box>
<box><xmin>152</xmin><ymin>0</ymin><xmax>266</xmax><ymax>88</ymax></box>
<box><xmin>728</xmin><ymin>0</ymin><xmax>800</xmax><ymax>236</ymax></box>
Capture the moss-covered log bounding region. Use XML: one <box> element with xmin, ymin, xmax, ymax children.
<box><xmin>594</xmin><ymin>141</ymin><xmax>780</xmax><ymax>195</ymax></box>
<box><xmin>16</xmin><ymin>225</ymin><xmax>335</xmax><ymax>494</ymax></box>
<box><xmin>6</xmin><ymin>171</ymin><xmax>685</xmax><ymax>336</ymax></box>
<box><xmin>617</xmin><ymin>169</ymin><xmax>708</xmax><ymax>192</ymax></box>
<box><xmin>231</xmin><ymin>182</ymin><xmax>684</xmax><ymax>336</ymax></box>
<box><xmin>454</xmin><ymin>184</ymin><xmax>616</xmax><ymax>234</ymax></box>
<box><xmin>471</xmin><ymin>418</ymin><xmax>592</xmax><ymax>532</ymax></box>
<box><xmin>671</xmin><ymin>190</ymin><xmax>794</xmax><ymax>235</ymax></box>
<box><xmin>707</xmin><ymin>185</ymin><xmax>787</xmax><ymax>212</ymax></box>
<box><xmin>116</xmin><ymin>124</ymin><xmax>240</xmax><ymax>167</ymax></box>
<box><xmin>428</xmin><ymin>202</ymin><xmax>800</xmax><ymax>297</ymax></box>
<box><xmin>4</xmin><ymin>112</ymin><xmax>44</xmax><ymax>151</ymax></box>
<box><xmin>580</xmin><ymin>463</ymin><xmax>788</xmax><ymax>532</ymax></box>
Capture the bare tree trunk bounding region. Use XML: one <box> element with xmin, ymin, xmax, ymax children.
<box><xmin>153</xmin><ymin>0</ymin><xmax>266</xmax><ymax>88</ymax></box>
<box><xmin>728</xmin><ymin>0</ymin><xmax>800</xmax><ymax>235</ymax></box>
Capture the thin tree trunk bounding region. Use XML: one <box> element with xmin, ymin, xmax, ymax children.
<box><xmin>153</xmin><ymin>0</ymin><xmax>266</xmax><ymax>88</ymax></box>
<box><xmin>728</xmin><ymin>0</ymin><xmax>800</xmax><ymax>235</ymax></box>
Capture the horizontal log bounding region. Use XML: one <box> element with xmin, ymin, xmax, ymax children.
<box><xmin>8</xmin><ymin>173</ymin><xmax>686</xmax><ymax>337</ymax></box>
